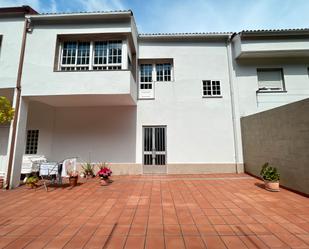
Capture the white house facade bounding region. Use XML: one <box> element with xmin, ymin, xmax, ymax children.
<box><xmin>0</xmin><ymin>6</ymin><xmax>309</xmax><ymax>188</ymax></box>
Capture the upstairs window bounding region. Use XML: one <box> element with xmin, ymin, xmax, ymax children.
<box><xmin>156</xmin><ymin>63</ymin><xmax>172</xmax><ymax>81</ymax></box>
<box><xmin>257</xmin><ymin>69</ymin><xmax>284</xmax><ymax>91</ymax></box>
<box><xmin>140</xmin><ymin>64</ymin><xmax>153</xmax><ymax>83</ymax></box>
<box><xmin>202</xmin><ymin>80</ymin><xmax>221</xmax><ymax>97</ymax></box>
<box><xmin>60</xmin><ymin>40</ymin><xmax>122</xmax><ymax>71</ymax></box>
<box><xmin>93</xmin><ymin>41</ymin><xmax>122</xmax><ymax>70</ymax></box>
<box><xmin>61</xmin><ymin>42</ymin><xmax>90</xmax><ymax>71</ymax></box>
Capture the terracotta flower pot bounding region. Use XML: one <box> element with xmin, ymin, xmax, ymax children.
<box><xmin>264</xmin><ymin>181</ymin><xmax>280</xmax><ymax>192</ymax></box>
<box><xmin>100</xmin><ymin>179</ymin><xmax>108</xmax><ymax>186</ymax></box>
<box><xmin>69</xmin><ymin>176</ymin><xmax>78</xmax><ymax>187</ymax></box>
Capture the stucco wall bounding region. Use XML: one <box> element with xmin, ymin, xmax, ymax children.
<box><xmin>26</xmin><ymin>102</ymin><xmax>137</xmax><ymax>164</ymax></box>
<box><xmin>231</xmin><ymin>47</ymin><xmax>309</xmax><ymax>116</ymax></box>
<box><xmin>137</xmin><ymin>41</ymin><xmax>239</xmax><ymax>170</ymax></box>
<box><xmin>241</xmin><ymin>98</ymin><xmax>309</xmax><ymax>194</ymax></box>
<box><xmin>0</xmin><ymin>17</ymin><xmax>24</xmax><ymax>89</ymax></box>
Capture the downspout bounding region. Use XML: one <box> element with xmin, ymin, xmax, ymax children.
<box><xmin>6</xmin><ymin>18</ymin><xmax>30</xmax><ymax>189</ymax></box>
<box><xmin>226</xmin><ymin>34</ymin><xmax>240</xmax><ymax>174</ymax></box>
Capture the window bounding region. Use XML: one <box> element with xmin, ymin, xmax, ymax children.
<box><xmin>202</xmin><ymin>80</ymin><xmax>221</xmax><ymax>97</ymax></box>
<box><xmin>140</xmin><ymin>64</ymin><xmax>153</xmax><ymax>83</ymax></box>
<box><xmin>93</xmin><ymin>40</ymin><xmax>122</xmax><ymax>70</ymax></box>
<box><xmin>25</xmin><ymin>130</ymin><xmax>39</xmax><ymax>154</ymax></box>
<box><xmin>156</xmin><ymin>63</ymin><xmax>172</xmax><ymax>81</ymax></box>
<box><xmin>61</xmin><ymin>42</ymin><xmax>90</xmax><ymax>71</ymax></box>
<box><xmin>60</xmin><ymin>40</ymin><xmax>122</xmax><ymax>71</ymax></box>
<box><xmin>257</xmin><ymin>69</ymin><xmax>284</xmax><ymax>91</ymax></box>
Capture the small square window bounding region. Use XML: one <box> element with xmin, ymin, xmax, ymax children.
<box><xmin>202</xmin><ymin>80</ymin><xmax>222</xmax><ymax>97</ymax></box>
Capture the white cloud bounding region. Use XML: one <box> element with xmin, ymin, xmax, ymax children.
<box><xmin>77</xmin><ymin>0</ymin><xmax>126</xmax><ymax>11</ymax></box>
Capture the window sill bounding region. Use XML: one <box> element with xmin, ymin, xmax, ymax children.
<box><xmin>54</xmin><ymin>69</ymin><xmax>130</xmax><ymax>73</ymax></box>
<box><xmin>202</xmin><ymin>96</ymin><xmax>223</xmax><ymax>98</ymax></box>
<box><xmin>257</xmin><ymin>90</ymin><xmax>287</xmax><ymax>93</ymax></box>
<box><xmin>138</xmin><ymin>97</ymin><xmax>155</xmax><ymax>100</ymax></box>
<box><xmin>155</xmin><ymin>80</ymin><xmax>174</xmax><ymax>83</ymax></box>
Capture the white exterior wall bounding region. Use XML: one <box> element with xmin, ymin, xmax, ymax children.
<box><xmin>21</xmin><ymin>20</ymin><xmax>136</xmax><ymax>101</ymax></box>
<box><xmin>24</xmin><ymin>102</ymin><xmax>138</xmax><ymax>173</ymax></box>
<box><xmin>137</xmin><ymin>41</ymin><xmax>237</xmax><ymax>169</ymax></box>
<box><xmin>0</xmin><ymin>17</ymin><xmax>24</xmax><ymax>89</ymax></box>
<box><xmin>232</xmin><ymin>62</ymin><xmax>309</xmax><ymax>116</ymax></box>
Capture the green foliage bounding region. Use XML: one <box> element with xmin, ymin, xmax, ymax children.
<box><xmin>82</xmin><ymin>163</ymin><xmax>94</xmax><ymax>176</ymax></box>
<box><xmin>0</xmin><ymin>96</ymin><xmax>14</xmax><ymax>124</ymax></box>
<box><xmin>260</xmin><ymin>162</ymin><xmax>280</xmax><ymax>182</ymax></box>
<box><xmin>26</xmin><ymin>175</ymin><xmax>39</xmax><ymax>186</ymax></box>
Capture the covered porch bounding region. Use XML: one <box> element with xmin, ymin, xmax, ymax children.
<box><xmin>10</xmin><ymin>95</ymin><xmax>139</xmax><ymax>188</ymax></box>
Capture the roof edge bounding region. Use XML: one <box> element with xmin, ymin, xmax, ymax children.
<box><xmin>26</xmin><ymin>9</ymin><xmax>132</xmax><ymax>20</ymax></box>
<box><xmin>139</xmin><ymin>32</ymin><xmax>232</xmax><ymax>41</ymax></box>
<box><xmin>0</xmin><ymin>5</ymin><xmax>38</xmax><ymax>16</ymax></box>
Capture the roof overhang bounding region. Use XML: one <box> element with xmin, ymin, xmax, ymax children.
<box><xmin>240</xmin><ymin>29</ymin><xmax>309</xmax><ymax>40</ymax></box>
<box><xmin>26</xmin><ymin>10</ymin><xmax>132</xmax><ymax>22</ymax></box>
<box><xmin>139</xmin><ymin>33</ymin><xmax>232</xmax><ymax>42</ymax></box>
<box><xmin>0</xmin><ymin>5</ymin><xmax>38</xmax><ymax>17</ymax></box>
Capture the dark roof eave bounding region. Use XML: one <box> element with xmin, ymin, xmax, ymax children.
<box><xmin>240</xmin><ymin>28</ymin><xmax>309</xmax><ymax>38</ymax></box>
<box><xmin>0</xmin><ymin>5</ymin><xmax>38</xmax><ymax>16</ymax></box>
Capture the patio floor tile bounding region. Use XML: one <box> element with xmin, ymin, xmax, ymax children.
<box><xmin>0</xmin><ymin>173</ymin><xmax>309</xmax><ymax>249</ymax></box>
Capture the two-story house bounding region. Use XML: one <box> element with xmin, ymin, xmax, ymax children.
<box><xmin>1</xmin><ymin>6</ymin><xmax>309</xmax><ymax>188</ymax></box>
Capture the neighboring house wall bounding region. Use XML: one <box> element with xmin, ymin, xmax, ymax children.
<box><xmin>233</xmin><ymin>61</ymin><xmax>309</xmax><ymax>116</ymax></box>
<box><xmin>241</xmin><ymin>98</ymin><xmax>309</xmax><ymax>195</ymax></box>
<box><xmin>137</xmin><ymin>40</ymin><xmax>239</xmax><ymax>173</ymax></box>
<box><xmin>232</xmin><ymin>34</ymin><xmax>309</xmax><ymax>116</ymax></box>
<box><xmin>0</xmin><ymin>17</ymin><xmax>24</xmax><ymax>89</ymax></box>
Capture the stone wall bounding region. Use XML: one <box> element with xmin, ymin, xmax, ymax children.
<box><xmin>241</xmin><ymin>98</ymin><xmax>309</xmax><ymax>195</ymax></box>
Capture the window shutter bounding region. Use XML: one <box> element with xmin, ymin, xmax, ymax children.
<box><xmin>257</xmin><ymin>69</ymin><xmax>283</xmax><ymax>90</ymax></box>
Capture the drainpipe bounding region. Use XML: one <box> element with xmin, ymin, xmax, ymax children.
<box><xmin>226</xmin><ymin>34</ymin><xmax>240</xmax><ymax>174</ymax></box>
<box><xmin>6</xmin><ymin>18</ymin><xmax>30</xmax><ymax>189</ymax></box>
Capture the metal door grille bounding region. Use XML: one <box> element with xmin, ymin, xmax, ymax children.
<box><xmin>143</xmin><ymin>126</ymin><xmax>167</xmax><ymax>174</ymax></box>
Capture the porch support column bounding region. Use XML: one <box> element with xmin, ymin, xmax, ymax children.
<box><xmin>9</xmin><ymin>97</ymin><xmax>28</xmax><ymax>188</ymax></box>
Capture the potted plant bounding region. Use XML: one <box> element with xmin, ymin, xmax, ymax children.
<box><xmin>81</xmin><ymin>163</ymin><xmax>95</xmax><ymax>178</ymax></box>
<box><xmin>97</xmin><ymin>165</ymin><xmax>112</xmax><ymax>186</ymax></box>
<box><xmin>67</xmin><ymin>170</ymin><xmax>79</xmax><ymax>187</ymax></box>
<box><xmin>26</xmin><ymin>175</ymin><xmax>39</xmax><ymax>189</ymax></box>
<box><xmin>260</xmin><ymin>163</ymin><xmax>280</xmax><ymax>192</ymax></box>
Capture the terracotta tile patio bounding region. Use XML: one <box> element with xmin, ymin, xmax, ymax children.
<box><xmin>0</xmin><ymin>173</ymin><xmax>309</xmax><ymax>249</ymax></box>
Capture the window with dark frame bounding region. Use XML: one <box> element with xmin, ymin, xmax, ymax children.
<box><xmin>156</xmin><ymin>63</ymin><xmax>172</xmax><ymax>81</ymax></box>
<box><xmin>203</xmin><ymin>80</ymin><xmax>221</xmax><ymax>97</ymax></box>
<box><xmin>140</xmin><ymin>64</ymin><xmax>153</xmax><ymax>84</ymax></box>
<box><xmin>25</xmin><ymin>130</ymin><xmax>39</xmax><ymax>155</ymax></box>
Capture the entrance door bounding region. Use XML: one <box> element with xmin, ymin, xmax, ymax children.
<box><xmin>143</xmin><ymin>126</ymin><xmax>167</xmax><ymax>174</ymax></box>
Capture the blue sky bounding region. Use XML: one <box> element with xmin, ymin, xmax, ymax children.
<box><xmin>1</xmin><ymin>0</ymin><xmax>309</xmax><ymax>33</ymax></box>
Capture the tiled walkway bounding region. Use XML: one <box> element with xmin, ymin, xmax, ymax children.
<box><xmin>0</xmin><ymin>173</ymin><xmax>309</xmax><ymax>249</ymax></box>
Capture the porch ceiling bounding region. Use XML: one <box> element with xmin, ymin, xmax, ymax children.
<box><xmin>28</xmin><ymin>94</ymin><xmax>136</xmax><ymax>107</ymax></box>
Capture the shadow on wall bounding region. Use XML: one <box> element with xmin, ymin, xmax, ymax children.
<box><xmin>50</xmin><ymin>106</ymin><xmax>137</xmax><ymax>164</ymax></box>
<box><xmin>0</xmin><ymin>126</ymin><xmax>9</xmax><ymax>156</ymax></box>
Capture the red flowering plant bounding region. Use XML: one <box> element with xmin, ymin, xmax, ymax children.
<box><xmin>97</xmin><ymin>165</ymin><xmax>112</xmax><ymax>180</ymax></box>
